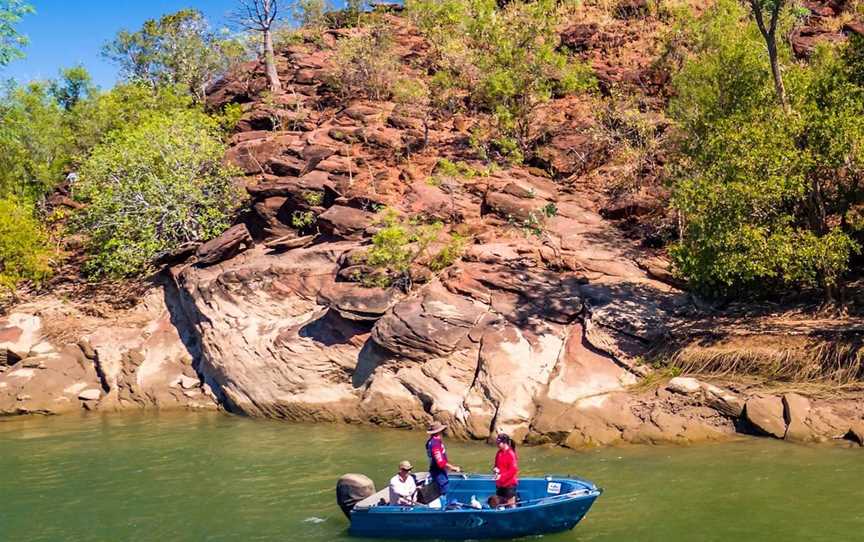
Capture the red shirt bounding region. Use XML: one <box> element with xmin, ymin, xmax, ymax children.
<box><xmin>495</xmin><ymin>447</ymin><xmax>518</xmax><ymax>488</ymax></box>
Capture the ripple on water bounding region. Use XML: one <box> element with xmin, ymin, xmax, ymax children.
<box><xmin>2</xmin><ymin>412</ymin><xmax>864</xmax><ymax>542</ymax></box>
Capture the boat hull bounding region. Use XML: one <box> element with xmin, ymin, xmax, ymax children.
<box><xmin>348</xmin><ymin>475</ymin><xmax>601</xmax><ymax>539</ymax></box>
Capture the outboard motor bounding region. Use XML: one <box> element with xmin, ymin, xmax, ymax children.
<box><xmin>336</xmin><ymin>473</ymin><xmax>375</xmax><ymax>518</ymax></box>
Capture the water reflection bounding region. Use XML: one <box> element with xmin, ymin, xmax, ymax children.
<box><xmin>1</xmin><ymin>412</ymin><xmax>863</xmax><ymax>542</ymax></box>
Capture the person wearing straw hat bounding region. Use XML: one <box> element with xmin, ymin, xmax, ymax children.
<box><xmin>388</xmin><ymin>460</ymin><xmax>418</xmax><ymax>505</ymax></box>
<box><xmin>425</xmin><ymin>421</ymin><xmax>462</xmax><ymax>503</ymax></box>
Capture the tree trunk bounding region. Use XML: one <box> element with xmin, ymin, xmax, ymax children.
<box><xmin>765</xmin><ymin>35</ymin><xmax>788</xmax><ymax>112</ymax></box>
<box><xmin>264</xmin><ymin>28</ymin><xmax>281</xmax><ymax>94</ymax></box>
<box><xmin>749</xmin><ymin>0</ymin><xmax>789</xmax><ymax>111</ymax></box>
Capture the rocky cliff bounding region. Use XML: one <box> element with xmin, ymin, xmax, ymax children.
<box><xmin>3</xmin><ymin>4</ymin><xmax>864</xmax><ymax>448</ymax></box>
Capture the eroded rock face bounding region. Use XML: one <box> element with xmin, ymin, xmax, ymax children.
<box><xmin>0</xmin><ymin>291</ymin><xmax>216</xmax><ymax>415</ymax></box>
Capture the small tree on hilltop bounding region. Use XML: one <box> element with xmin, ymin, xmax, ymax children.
<box><xmin>102</xmin><ymin>9</ymin><xmax>245</xmax><ymax>102</ymax></box>
<box><xmin>232</xmin><ymin>0</ymin><xmax>283</xmax><ymax>94</ymax></box>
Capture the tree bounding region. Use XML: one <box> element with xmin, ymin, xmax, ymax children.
<box><xmin>0</xmin><ymin>197</ymin><xmax>53</xmax><ymax>297</ymax></box>
<box><xmin>232</xmin><ymin>0</ymin><xmax>283</xmax><ymax>93</ymax></box>
<box><xmin>0</xmin><ymin>0</ymin><xmax>32</xmax><ymax>66</ymax></box>
<box><xmin>76</xmin><ymin>110</ymin><xmax>241</xmax><ymax>277</ymax></box>
<box><xmin>747</xmin><ymin>0</ymin><xmax>788</xmax><ymax>110</ymax></box>
<box><xmin>102</xmin><ymin>9</ymin><xmax>245</xmax><ymax>101</ymax></box>
<box><xmin>49</xmin><ymin>66</ymin><xmax>95</xmax><ymax>111</ymax></box>
<box><xmin>668</xmin><ymin>0</ymin><xmax>864</xmax><ymax>298</ymax></box>
<box><xmin>0</xmin><ymin>81</ymin><xmax>73</xmax><ymax>201</ymax></box>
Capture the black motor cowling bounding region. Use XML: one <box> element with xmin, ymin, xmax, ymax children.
<box><xmin>336</xmin><ymin>473</ymin><xmax>375</xmax><ymax>518</ymax></box>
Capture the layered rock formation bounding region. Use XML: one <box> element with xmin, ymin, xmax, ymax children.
<box><xmin>0</xmin><ymin>289</ymin><xmax>218</xmax><ymax>415</ymax></box>
<box><xmin>3</xmin><ymin>6</ymin><xmax>864</xmax><ymax>450</ymax></box>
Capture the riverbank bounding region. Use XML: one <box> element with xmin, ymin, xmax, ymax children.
<box><xmin>3</xmin><ymin>411</ymin><xmax>863</xmax><ymax>542</ymax></box>
<box><xmin>2</xmin><ymin>289</ymin><xmax>864</xmax><ymax>449</ymax></box>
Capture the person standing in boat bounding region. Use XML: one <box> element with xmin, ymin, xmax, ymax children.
<box><xmin>425</xmin><ymin>422</ymin><xmax>462</xmax><ymax>504</ymax></box>
<box><xmin>493</xmin><ymin>432</ymin><xmax>519</xmax><ymax>508</ymax></box>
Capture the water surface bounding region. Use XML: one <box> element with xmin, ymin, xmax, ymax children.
<box><xmin>1</xmin><ymin>412</ymin><xmax>862</xmax><ymax>541</ymax></box>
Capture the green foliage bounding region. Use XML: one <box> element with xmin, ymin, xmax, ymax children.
<box><xmin>668</xmin><ymin>0</ymin><xmax>864</xmax><ymax>296</ymax></box>
<box><xmin>0</xmin><ymin>81</ymin><xmax>73</xmax><ymax>201</ymax></box>
<box><xmin>66</xmin><ymin>82</ymin><xmax>195</xmax><ymax>158</ymax></box>
<box><xmin>844</xmin><ymin>33</ymin><xmax>864</xmax><ymax>87</ymax></box>
<box><xmin>0</xmin><ymin>196</ymin><xmax>53</xmax><ymax>294</ymax></box>
<box><xmin>406</xmin><ymin>0</ymin><xmax>594</xmax><ymax>153</ymax></box>
<box><xmin>360</xmin><ymin>209</ymin><xmax>445</xmax><ymax>288</ymax></box>
<box><xmin>302</xmin><ymin>190</ymin><xmax>324</xmax><ymax>206</ymax></box>
<box><xmin>294</xmin><ymin>0</ymin><xmax>332</xmax><ymax>28</ymax></box>
<box><xmin>291</xmin><ymin>210</ymin><xmax>317</xmax><ymax>230</ymax></box>
<box><xmin>392</xmin><ymin>78</ymin><xmax>430</xmax><ymax>106</ymax></box>
<box><xmin>102</xmin><ymin>9</ymin><xmax>247</xmax><ymax>102</ymax></box>
<box><xmin>428</xmin><ymin>233</ymin><xmax>467</xmax><ymax>272</ymax></box>
<box><xmin>327</xmin><ymin>24</ymin><xmax>401</xmax><ymax>100</ymax></box>
<box><xmin>0</xmin><ymin>0</ymin><xmax>32</xmax><ymax>66</ymax></box>
<box><xmin>76</xmin><ymin>110</ymin><xmax>241</xmax><ymax>278</ymax></box>
<box><xmin>48</xmin><ymin>66</ymin><xmax>95</xmax><ymax>111</ymax></box>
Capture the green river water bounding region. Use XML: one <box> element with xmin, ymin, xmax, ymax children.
<box><xmin>1</xmin><ymin>412</ymin><xmax>863</xmax><ymax>542</ymax></box>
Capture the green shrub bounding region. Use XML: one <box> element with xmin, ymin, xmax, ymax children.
<box><xmin>291</xmin><ymin>210</ymin><xmax>317</xmax><ymax>230</ymax></box>
<box><xmin>667</xmin><ymin>0</ymin><xmax>864</xmax><ymax>297</ymax></box>
<box><xmin>428</xmin><ymin>233</ymin><xmax>468</xmax><ymax>272</ymax></box>
<box><xmin>327</xmin><ymin>24</ymin><xmax>400</xmax><ymax>100</ymax></box>
<box><xmin>76</xmin><ymin>110</ymin><xmax>241</xmax><ymax>277</ymax></box>
<box><xmin>360</xmin><ymin>209</ymin><xmax>446</xmax><ymax>288</ymax></box>
<box><xmin>302</xmin><ymin>190</ymin><xmax>324</xmax><ymax>206</ymax></box>
<box><xmin>0</xmin><ymin>197</ymin><xmax>53</xmax><ymax>294</ymax></box>
<box><xmin>406</xmin><ymin>0</ymin><xmax>594</xmax><ymax>154</ymax></box>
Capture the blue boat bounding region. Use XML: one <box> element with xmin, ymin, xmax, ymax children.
<box><xmin>343</xmin><ymin>473</ymin><xmax>602</xmax><ymax>539</ymax></box>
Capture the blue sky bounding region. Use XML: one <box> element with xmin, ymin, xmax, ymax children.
<box><xmin>3</xmin><ymin>0</ymin><xmax>242</xmax><ymax>89</ymax></box>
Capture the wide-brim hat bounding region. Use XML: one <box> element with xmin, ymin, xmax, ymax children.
<box><xmin>426</xmin><ymin>422</ymin><xmax>448</xmax><ymax>435</ymax></box>
<box><xmin>399</xmin><ymin>460</ymin><xmax>413</xmax><ymax>470</ymax></box>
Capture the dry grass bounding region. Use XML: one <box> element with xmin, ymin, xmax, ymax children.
<box><xmin>662</xmin><ymin>335</ymin><xmax>864</xmax><ymax>388</ymax></box>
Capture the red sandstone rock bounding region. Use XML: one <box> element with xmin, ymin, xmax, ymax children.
<box><xmin>195</xmin><ymin>224</ymin><xmax>253</xmax><ymax>266</ymax></box>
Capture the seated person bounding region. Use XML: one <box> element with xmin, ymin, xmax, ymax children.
<box><xmin>487</xmin><ymin>495</ymin><xmax>503</xmax><ymax>509</ymax></box>
<box><xmin>388</xmin><ymin>460</ymin><xmax>418</xmax><ymax>506</ymax></box>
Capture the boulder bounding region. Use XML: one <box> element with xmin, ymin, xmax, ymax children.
<box><xmin>560</xmin><ymin>23</ymin><xmax>600</xmax><ymax>52</ymax></box>
<box><xmin>790</xmin><ymin>26</ymin><xmax>844</xmax><ymax>58</ymax></box>
<box><xmin>0</xmin><ymin>351</ymin><xmax>102</xmax><ymax>415</ymax></box>
<box><xmin>614</xmin><ymin>0</ymin><xmax>649</xmax><ymax>18</ymax></box>
<box><xmin>318</xmin><ymin>282</ymin><xmax>402</xmax><ymax>321</ymax></box>
<box><xmin>78</xmin><ymin>388</ymin><xmax>102</xmax><ymax>401</ymax></box>
<box><xmin>667</xmin><ymin>376</ymin><xmax>701</xmax><ymax>395</ymax></box>
<box><xmin>195</xmin><ymin>224</ymin><xmax>253</xmax><ymax>266</ymax></box>
<box><xmin>702</xmin><ymin>383</ymin><xmax>745</xmax><ymax>418</ymax></box>
<box><xmin>843</xmin><ymin>21</ymin><xmax>864</xmax><ymax>37</ymax></box>
<box><xmin>483</xmin><ymin>188</ymin><xmax>551</xmax><ymax>222</ymax></box>
<box><xmin>782</xmin><ymin>392</ymin><xmax>814</xmax><ymax>442</ymax></box>
<box><xmin>371</xmin><ymin>283</ymin><xmax>487</xmax><ymax>360</ymax></box>
<box><xmin>0</xmin><ymin>313</ymin><xmax>43</xmax><ymax>363</ymax></box>
<box><xmin>317</xmin><ymin>205</ymin><xmax>376</xmax><ymax>239</ymax></box>
<box><xmin>744</xmin><ymin>395</ymin><xmax>787</xmax><ymax>438</ymax></box>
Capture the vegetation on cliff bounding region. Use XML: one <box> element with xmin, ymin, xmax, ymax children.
<box><xmin>76</xmin><ymin>110</ymin><xmax>241</xmax><ymax>277</ymax></box>
<box><xmin>669</xmin><ymin>0</ymin><xmax>864</xmax><ymax>297</ymax></box>
<box><xmin>1</xmin><ymin>0</ymin><xmax>864</xmax><ymax>306</ymax></box>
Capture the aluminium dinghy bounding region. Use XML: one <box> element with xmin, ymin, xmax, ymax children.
<box><xmin>337</xmin><ymin>472</ymin><xmax>602</xmax><ymax>539</ymax></box>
